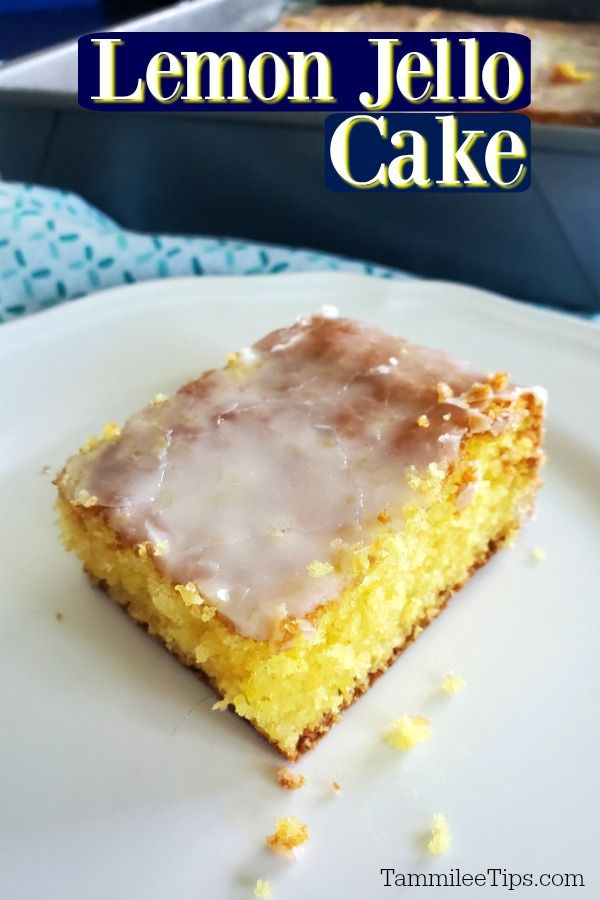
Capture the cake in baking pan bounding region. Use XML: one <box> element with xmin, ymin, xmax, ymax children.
<box><xmin>276</xmin><ymin>3</ymin><xmax>600</xmax><ymax>126</ymax></box>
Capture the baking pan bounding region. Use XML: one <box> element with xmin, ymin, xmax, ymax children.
<box><xmin>0</xmin><ymin>0</ymin><xmax>598</xmax><ymax>313</ymax></box>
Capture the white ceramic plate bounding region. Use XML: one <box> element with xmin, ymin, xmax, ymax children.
<box><xmin>1</xmin><ymin>273</ymin><xmax>599</xmax><ymax>900</ymax></box>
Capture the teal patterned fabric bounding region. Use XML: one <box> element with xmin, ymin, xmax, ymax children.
<box><xmin>0</xmin><ymin>182</ymin><xmax>401</xmax><ymax>324</ymax></box>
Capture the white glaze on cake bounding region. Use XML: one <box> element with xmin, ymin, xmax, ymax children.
<box><xmin>63</xmin><ymin>315</ymin><xmax>518</xmax><ymax>639</ymax></box>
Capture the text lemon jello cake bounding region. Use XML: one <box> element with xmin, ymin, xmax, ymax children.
<box><xmin>55</xmin><ymin>313</ymin><xmax>545</xmax><ymax>759</ymax></box>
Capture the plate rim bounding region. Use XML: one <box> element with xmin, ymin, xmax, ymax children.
<box><xmin>1</xmin><ymin>272</ymin><xmax>599</xmax><ymax>354</ymax></box>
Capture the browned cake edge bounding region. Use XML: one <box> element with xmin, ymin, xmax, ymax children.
<box><xmin>87</xmin><ymin>520</ymin><xmax>514</xmax><ymax>761</ymax></box>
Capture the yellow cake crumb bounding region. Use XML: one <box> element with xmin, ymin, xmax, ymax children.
<box><xmin>465</xmin><ymin>382</ymin><xmax>493</xmax><ymax>404</ymax></box>
<box><xmin>417</xmin><ymin>414</ymin><xmax>430</xmax><ymax>428</ymax></box>
<box><xmin>277</xmin><ymin>767</ymin><xmax>306</xmax><ymax>791</ymax></box>
<box><xmin>81</xmin><ymin>434</ymin><xmax>101</xmax><ymax>452</ymax></box>
<box><xmin>253</xmin><ymin>880</ymin><xmax>272</xmax><ymax>899</ymax></box>
<box><xmin>427</xmin><ymin>814</ymin><xmax>452</xmax><ymax>855</ymax></box>
<box><xmin>427</xmin><ymin>462</ymin><xmax>445</xmax><ymax>481</ymax></box>
<box><xmin>442</xmin><ymin>672</ymin><xmax>466</xmax><ymax>695</ymax></box>
<box><xmin>272</xmin><ymin>616</ymin><xmax>310</xmax><ymax>648</ymax></box>
<box><xmin>152</xmin><ymin>539</ymin><xmax>169</xmax><ymax>557</ymax></box>
<box><xmin>307</xmin><ymin>560</ymin><xmax>334</xmax><ymax>578</ymax></box>
<box><xmin>550</xmin><ymin>61</ymin><xmax>592</xmax><ymax>84</ymax></box>
<box><xmin>331</xmin><ymin>780</ymin><xmax>342</xmax><ymax>795</ymax></box>
<box><xmin>489</xmin><ymin>371</ymin><xmax>509</xmax><ymax>392</ymax></box>
<box><xmin>198</xmin><ymin>605</ymin><xmax>216</xmax><ymax>622</ymax></box>
<box><xmin>436</xmin><ymin>382</ymin><xmax>452</xmax><ymax>402</ymax></box>
<box><xmin>442</xmin><ymin>412</ymin><xmax>452</xmax><ymax>422</ymax></box>
<box><xmin>266</xmin><ymin>817</ymin><xmax>309</xmax><ymax>857</ymax></box>
<box><xmin>531</xmin><ymin>546</ymin><xmax>546</xmax><ymax>562</ymax></box>
<box><xmin>195</xmin><ymin>644</ymin><xmax>211</xmax><ymax>663</ymax></box>
<box><xmin>212</xmin><ymin>698</ymin><xmax>229</xmax><ymax>712</ymax></box>
<box><xmin>385</xmin><ymin>714</ymin><xmax>431</xmax><ymax>750</ymax></box>
<box><xmin>174</xmin><ymin>582</ymin><xmax>203</xmax><ymax>606</ymax></box>
<box><xmin>74</xmin><ymin>488</ymin><xmax>97</xmax><ymax>508</ymax></box>
<box><xmin>101</xmin><ymin>421</ymin><xmax>120</xmax><ymax>440</ymax></box>
<box><xmin>152</xmin><ymin>393</ymin><xmax>167</xmax><ymax>404</ymax></box>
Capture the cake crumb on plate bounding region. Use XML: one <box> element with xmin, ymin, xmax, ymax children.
<box><xmin>253</xmin><ymin>879</ymin><xmax>272</xmax><ymax>899</ymax></box>
<box><xmin>266</xmin><ymin>817</ymin><xmax>309</xmax><ymax>857</ymax></box>
<box><xmin>427</xmin><ymin>814</ymin><xmax>452</xmax><ymax>855</ymax></box>
<box><xmin>442</xmin><ymin>672</ymin><xmax>466</xmax><ymax>695</ymax></box>
<box><xmin>385</xmin><ymin>714</ymin><xmax>431</xmax><ymax>750</ymax></box>
<box><xmin>277</xmin><ymin>767</ymin><xmax>305</xmax><ymax>791</ymax></box>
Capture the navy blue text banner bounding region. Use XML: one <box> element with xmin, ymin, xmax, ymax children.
<box><xmin>324</xmin><ymin>113</ymin><xmax>531</xmax><ymax>192</ymax></box>
<box><xmin>78</xmin><ymin>31</ymin><xmax>531</xmax><ymax>113</ymax></box>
